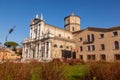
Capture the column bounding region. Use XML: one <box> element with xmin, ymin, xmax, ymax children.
<box><xmin>48</xmin><ymin>42</ymin><xmax>51</xmax><ymax>59</ymax></box>
<box><xmin>37</xmin><ymin>43</ymin><xmax>39</xmax><ymax>59</ymax></box>
<box><xmin>31</xmin><ymin>49</ymin><xmax>33</xmax><ymax>59</ymax></box>
<box><xmin>33</xmin><ymin>27</ymin><xmax>35</xmax><ymax>39</ymax></box>
<box><xmin>35</xmin><ymin>44</ymin><xmax>38</xmax><ymax>59</ymax></box>
<box><xmin>37</xmin><ymin>44</ymin><xmax>39</xmax><ymax>59</ymax></box>
<box><xmin>30</xmin><ymin>48</ymin><xmax>33</xmax><ymax>59</ymax></box>
<box><xmin>24</xmin><ymin>45</ymin><xmax>27</xmax><ymax>59</ymax></box>
<box><xmin>31</xmin><ymin>28</ymin><xmax>33</xmax><ymax>39</ymax></box>
<box><xmin>41</xmin><ymin>43</ymin><xmax>43</xmax><ymax>59</ymax></box>
<box><xmin>38</xmin><ymin>25</ymin><xmax>40</xmax><ymax>39</ymax></box>
<box><xmin>22</xmin><ymin>45</ymin><xmax>25</xmax><ymax>61</ymax></box>
<box><xmin>30</xmin><ymin>44</ymin><xmax>33</xmax><ymax>59</ymax></box>
<box><xmin>26</xmin><ymin>48</ymin><xmax>28</xmax><ymax>59</ymax></box>
<box><xmin>44</xmin><ymin>42</ymin><xmax>47</xmax><ymax>60</ymax></box>
<box><xmin>28</xmin><ymin>47</ymin><xmax>30</xmax><ymax>59</ymax></box>
<box><xmin>30</xmin><ymin>28</ymin><xmax>32</xmax><ymax>39</ymax></box>
<box><xmin>38</xmin><ymin>43</ymin><xmax>41</xmax><ymax>60</ymax></box>
<box><xmin>34</xmin><ymin>27</ymin><xmax>36</xmax><ymax>39</ymax></box>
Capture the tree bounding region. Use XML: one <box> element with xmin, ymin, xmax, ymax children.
<box><xmin>4</xmin><ymin>41</ymin><xmax>19</xmax><ymax>49</ymax></box>
<box><xmin>0</xmin><ymin>42</ymin><xmax>2</xmax><ymax>46</ymax></box>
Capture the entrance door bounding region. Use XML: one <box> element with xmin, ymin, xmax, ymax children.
<box><xmin>62</xmin><ymin>50</ymin><xmax>71</xmax><ymax>59</ymax></box>
<box><xmin>33</xmin><ymin>49</ymin><xmax>35</xmax><ymax>59</ymax></box>
<box><xmin>72</xmin><ymin>52</ymin><xmax>76</xmax><ymax>59</ymax></box>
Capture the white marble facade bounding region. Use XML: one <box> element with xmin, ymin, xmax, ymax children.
<box><xmin>22</xmin><ymin>14</ymin><xmax>54</xmax><ymax>61</ymax></box>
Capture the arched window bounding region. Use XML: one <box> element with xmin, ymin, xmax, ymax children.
<box><xmin>60</xmin><ymin>45</ymin><xmax>63</xmax><ymax>48</ymax></box>
<box><xmin>114</xmin><ymin>41</ymin><xmax>119</xmax><ymax>49</ymax></box>
<box><xmin>87</xmin><ymin>35</ymin><xmax>90</xmax><ymax>42</ymax></box>
<box><xmin>53</xmin><ymin>44</ymin><xmax>57</xmax><ymax>48</ymax></box>
<box><xmin>91</xmin><ymin>34</ymin><xmax>94</xmax><ymax>41</ymax></box>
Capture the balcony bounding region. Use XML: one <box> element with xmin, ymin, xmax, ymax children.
<box><xmin>83</xmin><ymin>40</ymin><xmax>94</xmax><ymax>44</ymax></box>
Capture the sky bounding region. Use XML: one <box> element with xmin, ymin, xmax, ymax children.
<box><xmin>0</xmin><ymin>0</ymin><xmax>120</xmax><ymax>45</ymax></box>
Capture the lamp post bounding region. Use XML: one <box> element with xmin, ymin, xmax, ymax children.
<box><xmin>5</xmin><ymin>26</ymin><xmax>16</xmax><ymax>42</ymax></box>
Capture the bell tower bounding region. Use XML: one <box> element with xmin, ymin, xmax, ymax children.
<box><xmin>64</xmin><ymin>13</ymin><xmax>80</xmax><ymax>32</ymax></box>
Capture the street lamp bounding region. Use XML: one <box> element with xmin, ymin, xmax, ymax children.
<box><xmin>5</xmin><ymin>26</ymin><xmax>16</xmax><ymax>42</ymax></box>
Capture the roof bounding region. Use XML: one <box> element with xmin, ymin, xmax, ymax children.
<box><xmin>30</xmin><ymin>18</ymin><xmax>44</xmax><ymax>26</ymax></box>
<box><xmin>64</xmin><ymin>13</ymin><xmax>80</xmax><ymax>21</ymax></box>
<box><xmin>51</xmin><ymin>36</ymin><xmax>75</xmax><ymax>43</ymax></box>
<box><xmin>45</xmin><ymin>23</ymin><xmax>72</xmax><ymax>34</ymax></box>
<box><xmin>73</xmin><ymin>26</ymin><xmax>120</xmax><ymax>34</ymax></box>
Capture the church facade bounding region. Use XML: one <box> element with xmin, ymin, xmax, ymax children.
<box><xmin>22</xmin><ymin>13</ymin><xmax>120</xmax><ymax>62</ymax></box>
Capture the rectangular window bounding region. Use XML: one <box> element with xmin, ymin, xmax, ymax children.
<box><xmin>91</xmin><ymin>34</ymin><xmax>94</xmax><ymax>41</ymax></box>
<box><xmin>59</xmin><ymin>34</ymin><xmax>61</xmax><ymax>37</ymax></box>
<box><xmin>100</xmin><ymin>34</ymin><xmax>104</xmax><ymax>38</ymax></box>
<box><xmin>87</xmin><ymin>45</ymin><xmax>91</xmax><ymax>51</ymax></box>
<box><xmin>80</xmin><ymin>55</ymin><xmax>83</xmax><ymax>60</ymax></box>
<box><xmin>100</xmin><ymin>54</ymin><xmax>106</xmax><ymax>60</ymax></box>
<box><xmin>79</xmin><ymin>37</ymin><xmax>82</xmax><ymax>42</ymax></box>
<box><xmin>87</xmin><ymin>35</ymin><xmax>90</xmax><ymax>42</ymax></box>
<box><xmin>101</xmin><ymin>44</ymin><xmax>105</xmax><ymax>50</ymax></box>
<box><xmin>80</xmin><ymin>46</ymin><xmax>83</xmax><ymax>51</ymax></box>
<box><xmin>91</xmin><ymin>55</ymin><xmax>95</xmax><ymax>60</ymax></box>
<box><xmin>72</xmin><ymin>27</ymin><xmax>74</xmax><ymax>31</ymax></box>
<box><xmin>68</xmin><ymin>36</ymin><xmax>70</xmax><ymax>39</ymax></box>
<box><xmin>92</xmin><ymin>45</ymin><xmax>95</xmax><ymax>51</ymax></box>
<box><xmin>87</xmin><ymin>55</ymin><xmax>95</xmax><ymax>60</ymax></box>
<box><xmin>66</xmin><ymin>46</ymin><xmax>69</xmax><ymax>49</ymax></box>
<box><xmin>115</xmin><ymin>54</ymin><xmax>120</xmax><ymax>60</ymax></box>
<box><xmin>113</xmin><ymin>31</ymin><xmax>118</xmax><ymax>36</ymax></box>
<box><xmin>87</xmin><ymin>55</ymin><xmax>91</xmax><ymax>60</ymax></box>
<box><xmin>114</xmin><ymin>41</ymin><xmax>119</xmax><ymax>50</ymax></box>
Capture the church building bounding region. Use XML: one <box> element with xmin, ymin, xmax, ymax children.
<box><xmin>22</xmin><ymin>13</ymin><xmax>120</xmax><ymax>62</ymax></box>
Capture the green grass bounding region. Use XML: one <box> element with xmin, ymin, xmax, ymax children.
<box><xmin>65</xmin><ymin>64</ymin><xmax>88</xmax><ymax>80</ymax></box>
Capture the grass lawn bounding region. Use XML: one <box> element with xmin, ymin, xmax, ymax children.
<box><xmin>65</xmin><ymin>64</ymin><xmax>89</xmax><ymax>80</ymax></box>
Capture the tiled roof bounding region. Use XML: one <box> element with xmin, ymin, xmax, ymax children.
<box><xmin>73</xmin><ymin>26</ymin><xmax>120</xmax><ymax>34</ymax></box>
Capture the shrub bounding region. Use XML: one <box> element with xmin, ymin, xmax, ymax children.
<box><xmin>40</xmin><ymin>62</ymin><xmax>67</xmax><ymax>80</ymax></box>
<box><xmin>0</xmin><ymin>62</ymin><xmax>32</xmax><ymax>80</ymax></box>
<box><xmin>0</xmin><ymin>61</ymin><xmax>67</xmax><ymax>80</ymax></box>
<box><xmin>103</xmin><ymin>63</ymin><xmax>120</xmax><ymax>80</ymax></box>
<box><xmin>83</xmin><ymin>62</ymin><xmax>120</xmax><ymax>80</ymax></box>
